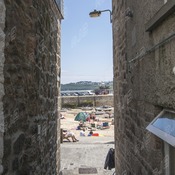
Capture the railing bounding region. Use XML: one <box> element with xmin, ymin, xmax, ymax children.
<box><xmin>55</xmin><ymin>0</ymin><xmax>64</xmax><ymax>18</ymax></box>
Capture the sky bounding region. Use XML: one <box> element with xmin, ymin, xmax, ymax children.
<box><xmin>61</xmin><ymin>0</ymin><xmax>113</xmax><ymax>84</ymax></box>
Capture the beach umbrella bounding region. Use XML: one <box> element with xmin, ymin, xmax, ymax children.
<box><xmin>74</xmin><ymin>112</ymin><xmax>89</xmax><ymax>122</ymax></box>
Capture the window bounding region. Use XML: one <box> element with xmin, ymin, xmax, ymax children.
<box><xmin>147</xmin><ymin>109</ymin><xmax>175</xmax><ymax>175</ymax></box>
<box><xmin>164</xmin><ymin>142</ymin><xmax>175</xmax><ymax>175</ymax></box>
<box><xmin>55</xmin><ymin>0</ymin><xmax>64</xmax><ymax>17</ymax></box>
<box><xmin>146</xmin><ymin>109</ymin><xmax>175</xmax><ymax>147</ymax></box>
<box><xmin>145</xmin><ymin>0</ymin><xmax>175</xmax><ymax>32</ymax></box>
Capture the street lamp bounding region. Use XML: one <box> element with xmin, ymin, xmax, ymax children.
<box><xmin>89</xmin><ymin>9</ymin><xmax>112</xmax><ymax>23</ymax></box>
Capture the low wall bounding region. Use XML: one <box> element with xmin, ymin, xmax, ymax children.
<box><xmin>61</xmin><ymin>95</ymin><xmax>113</xmax><ymax>107</ymax></box>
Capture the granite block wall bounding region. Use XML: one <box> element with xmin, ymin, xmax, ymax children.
<box><xmin>112</xmin><ymin>0</ymin><xmax>175</xmax><ymax>174</ymax></box>
<box><xmin>0</xmin><ymin>0</ymin><xmax>5</xmax><ymax>174</ymax></box>
<box><xmin>0</xmin><ymin>0</ymin><xmax>62</xmax><ymax>174</ymax></box>
<box><xmin>61</xmin><ymin>95</ymin><xmax>114</xmax><ymax>108</ymax></box>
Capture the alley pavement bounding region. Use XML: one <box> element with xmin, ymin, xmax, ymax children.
<box><xmin>60</xmin><ymin>135</ymin><xmax>115</xmax><ymax>175</ymax></box>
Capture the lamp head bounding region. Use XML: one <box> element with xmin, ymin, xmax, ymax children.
<box><xmin>89</xmin><ymin>10</ymin><xmax>101</xmax><ymax>17</ymax></box>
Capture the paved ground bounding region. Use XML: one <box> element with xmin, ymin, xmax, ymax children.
<box><xmin>60</xmin><ymin>140</ymin><xmax>115</xmax><ymax>174</ymax></box>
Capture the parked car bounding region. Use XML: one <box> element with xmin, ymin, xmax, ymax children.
<box><xmin>95</xmin><ymin>105</ymin><xmax>113</xmax><ymax>112</ymax></box>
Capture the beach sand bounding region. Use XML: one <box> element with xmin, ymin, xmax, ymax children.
<box><xmin>60</xmin><ymin>108</ymin><xmax>114</xmax><ymax>142</ymax></box>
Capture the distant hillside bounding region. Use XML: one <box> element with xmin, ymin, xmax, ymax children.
<box><xmin>61</xmin><ymin>81</ymin><xmax>113</xmax><ymax>91</ymax></box>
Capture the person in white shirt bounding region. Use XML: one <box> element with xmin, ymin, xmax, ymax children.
<box><xmin>80</xmin><ymin>129</ymin><xmax>86</xmax><ymax>136</ymax></box>
<box><xmin>63</xmin><ymin>131</ymin><xmax>79</xmax><ymax>142</ymax></box>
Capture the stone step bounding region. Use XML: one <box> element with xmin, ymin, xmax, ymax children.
<box><xmin>60</xmin><ymin>167</ymin><xmax>115</xmax><ymax>175</ymax></box>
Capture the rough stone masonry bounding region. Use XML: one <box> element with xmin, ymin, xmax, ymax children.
<box><xmin>0</xmin><ymin>0</ymin><xmax>5</xmax><ymax>174</ymax></box>
<box><xmin>113</xmin><ymin>0</ymin><xmax>175</xmax><ymax>174</ymax></box>
<box><xmin>0</xmin><ymin>0</ymin><xmax>63</xmax><ymax>174</ymax></box>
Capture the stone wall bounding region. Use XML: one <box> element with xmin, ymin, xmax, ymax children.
<box><xmin>0</xmin><ymin>0</ymin><xmax>5</xmax><ymax>174</ymax></box>
<box><xmin>113</xmin><ymin>0</ymin><xmax>175</xmax><ymax>174</ymax></box>
<box><xmin>2</xmin><ymin>0</ymin><xmax>62</xmax><ymax>174</ymax></box>
<box><xmin>61</xmin><ymin>95</ymin><xmax>114</xmax><ymax>107</ymax></box>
